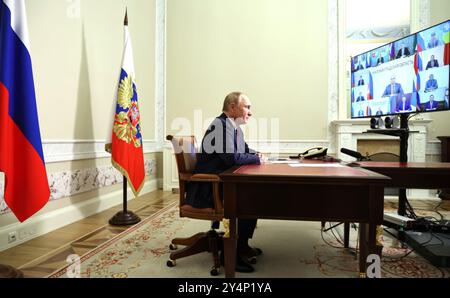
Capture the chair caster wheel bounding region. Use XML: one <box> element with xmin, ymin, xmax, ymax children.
<box><xmin>169</xmin><ymin>244</ymin><xmax>178</xmax><ymax>250</ymax></box>
<box><xmin>248</xmin><ymin>256</ymin><xmax>257</xmax><ymax>264</ymax></box>
<box><xmin>167</xmin><ymin>259</ymin><xmax>176</xmax><ymax>267</ymax></box>
<box><xmin>210</xmin><ymin>267</ymin><xmax>220</xmax><ymax>276</ymax></box>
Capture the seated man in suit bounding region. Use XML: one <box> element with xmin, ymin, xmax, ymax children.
<box><xmin>377</xmin><ymin>55</ymin><xmax>384</xmax><ymax>65</ymax></box>
<box><xmin>375</xmin><ymin>107</ymin><xmax>383</xmax><ymax>116</ymax></box>
<box><xmin>396</xmin><ymin>43</ymin><xmax>411</xmax><ymax>59</ymax></box>
<box><xmin>356</xmin><ymin>91</ymin><xmax>365</xmax><ymax>102</ymax></box>
<box><xmin>428</xmin><ymin>32</ymin><xmax>441</xmax><ymax>49</ymax></box>
<box><xmin>425</xmin><ymin>74</ymin><xmax>438</xmax><ymax>92</ymax></box>
<box><xmin>185</xmin><ymin>92</ymin><xmax>265</xmax><ymax>273</ymax></box>
<box><xmin>396</xmin><ymin>96</ymin><xmax>412</xmax><ymax>112</ymax></box>
<box><xmin>424</xmin><ymin>94</ymin><xmax>439</xmax><ymax>110</ymax></box>
<box><xmin>382</xmin><ymin>75</ymin><xmax>404</xmax><ymax>97</ymax></box>
<box><xmin>355</xmin><ymin>62</ymin><xmax>364</xmax><ymax>71</ymax></box>
<box><xmin>357</xmin><ymin>75</ymin><xmax>365</xmax><ymax>86</ymax></box>
<box><xmin>358</xmin><ymin>108</ymin><xmax>365</xmax><ymax>117</ymax></box>
<box><xmin>426</xmin><ymin>55</ymin><xmax>439</xmax><ymax>70</ymax></box>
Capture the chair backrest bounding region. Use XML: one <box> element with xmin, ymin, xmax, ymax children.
<box><xmin>368</xmin><ymin>152</ymin><xmax>400</xmax><ymax>162</ymax></box>
<box><xmin>166</xmin><ymin>135</ymin><xmax>198</xmax><ymax>174</ymax></box>
<box><xmin>166</xmin><ymin>135</ymin><xmax>198</xmax><ymax>208</ymax></box>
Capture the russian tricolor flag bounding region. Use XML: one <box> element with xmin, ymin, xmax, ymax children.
<box><xmin>0</xmin><ymin>0</ymin><xmax>49</xmax><ymax>222</ymax></box>
<box><xmin>367</xmin><ymin>72</ymin><xmax>373</xmax><ymax>100</ymax></box>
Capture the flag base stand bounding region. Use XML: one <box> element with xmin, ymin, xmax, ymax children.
<box><xmin>109</xmin><ymin>210</ymin><xmax>141</xmax><ymax>226</ymax></box>
<box><xmin>0</xmin><ymin>264</ymin><xmax>24</xmax><ymax>278</ymax></box>
<box><xmin>108</xmin><ymin>176</ymin><xmax>141</xmax><ymax>226</ymax></box>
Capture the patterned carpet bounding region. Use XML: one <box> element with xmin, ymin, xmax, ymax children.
<box><xmin>48</xmin><ymin>201</ymin><xmax>450</xmax><ymax>278</ymax></box>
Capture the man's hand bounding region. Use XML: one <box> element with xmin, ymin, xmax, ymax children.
<box><xmin>258</xmin><ymin>152</ymin><xmax>268</xmax><ymax>163</ymax></box>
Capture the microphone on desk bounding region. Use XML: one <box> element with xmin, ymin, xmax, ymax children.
<box><xmin>340</xmin><ymin>148</ymin><xmax>368</xmax><ymax>161</ymax></box>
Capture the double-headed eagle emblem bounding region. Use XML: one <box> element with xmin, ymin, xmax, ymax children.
<box><xmin>113</xmin><ymin>75</ymin><xmax>142</xmax><ymax>148</ymax></box>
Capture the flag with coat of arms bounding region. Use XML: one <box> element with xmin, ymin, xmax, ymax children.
<box><xmin>106</xmin><ymin>10</ymin><xmax>145</xmax><ymax>196</ymax></box>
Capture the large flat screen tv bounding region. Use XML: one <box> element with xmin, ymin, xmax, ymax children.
<box><xmin>350</xmin><ymin>20</ymin><xmax>449</xmax><ymax>119</ymax></box>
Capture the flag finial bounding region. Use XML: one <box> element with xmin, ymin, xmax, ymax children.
<box><xmin>124</xmin><ymin>8</ymin><xmax>128</xmax><ymax>26</ymax></box>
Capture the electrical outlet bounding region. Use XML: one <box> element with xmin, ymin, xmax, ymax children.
<box><xmin>8</xmin><ymin>231</ymin><xmax>17</xmax><ymax>243</ymax></box>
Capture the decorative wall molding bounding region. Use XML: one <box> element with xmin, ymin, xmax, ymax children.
<box><xmin>42</xmin><ymin>139</ymin><xmax>161</xmax><ymax>163</ymax></box>
<box><xmin>155</xmin><ymin>0</ymin><xmax>166</xmax><ymax>148</ymax></box>
<box><xmin>0</xmin><ymin>158</ymin><xmax>157</xmax><ymax>215</ymax></box>
<box><xmin>410</xmin><ymin>0</ymin><xmax>430</xmax><ymax>33</ymax></box>
<box><xmin>0</xmin><ymin>178</ymin><xmax>161</xmax><ymax>252</ymax></box>
<box><xmin>328</xmin><ymin>0</ymin><xmax>339</xmax><ymax>155</ymax></box>
<box><xmin>346</xmin><ymin>26</ymin><xmax>410</xmax><ymax>40</ymax></box>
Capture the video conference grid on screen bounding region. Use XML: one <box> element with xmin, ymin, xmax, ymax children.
<box><xmin>351</xmin><ymin>20</ymin><xmax>450</xmax><ymax>119</ymax></box>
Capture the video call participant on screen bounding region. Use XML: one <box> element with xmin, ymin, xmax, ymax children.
<box><xmin>185</xmin><ymin>92</ymin><xmax>265</xmax><ymax>273</ymax></box>
<box><xmin>370</xmin><ymin>52</ymin><xmax>378</xmax><ymax>67</ymax></box>
<box><xmin>396</xmin><ymin>42</ymin><xmax>411</xmax><ymax>58</ymax></box>
<box><xmin>396</xmin><ymin>96</ymin><xmax>412</xmax><ymax>112</ymax></box>
<box><xmin>424</xmin><ymin>94</ymin><xmax>439</xmax><ymax>110</ymax></box>
<box><xmin>382</xmin><ymin>75</ymin><xmax>404</xmax><ymax>97</ymax></box>
<box><xmin>377</xmin><ymin>55</ymin><xmax>384</xmax><ymax>65</ymax></box>
<box><xmin>425</xmin><ymin>74</ymin><xmax>438</xmax><ymax>92</ymax></box>
<box><xmin>355</xmin><ymin>61</ymin><xmax>364</xmax><ymax>71</ymax></box>
<box><xmin>428</xmin><ymin>32</ymin><xmax>441</xmax><ymax>49</ymax></box>
<box><xmin>426</xmin><ymin>55</ymin><xmax>439</xmax><ymax>70</ymax></box>
<box><xmin>357</xmin><ymin>75</ymin><xmax>365</xmax><ymax>86</ymax></box>
<box><xmin>356</xmin><ymin>91</ymin><xmax>365</xmax><ymax>102</ymax></box>
<box><xmin>358</xmin><ymin>108</ymin><xmax>365</xmax><ymax>117</ymax></box>
<box><xmin>375</xmin><ymin>106</ymin><xmax>383</xmax><ymax>116</ymax></box>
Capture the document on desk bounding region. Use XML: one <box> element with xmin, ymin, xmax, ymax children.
<box><xmin>288</xmin><ymin>163</ymin><xmax>345</xmax><ymax>168</ymax></box>
<box><xmin>268</xmin><ymin>160</ymin><xmax>300</xmax><ymax>164</ymax></box>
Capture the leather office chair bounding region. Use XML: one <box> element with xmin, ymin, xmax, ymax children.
<box><xmin>165</xmin><ymin>135</ymin><xmax>224</xmax><ymax>276</ymax></box>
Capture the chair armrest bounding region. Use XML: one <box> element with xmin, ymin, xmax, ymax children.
<box><xmin>179</xmin><ymin>173</ymin><xmax>221</xmax><ymax>182</ymax></box>
<box><xmin>178</xmin><ymin>173</ymin><xmax>223</xmax><ymax>213</ymax></box>
<box><xmin>190</xmin><ymin>174</ymin><xmax>221</xmax><ymax>182</ymax></box>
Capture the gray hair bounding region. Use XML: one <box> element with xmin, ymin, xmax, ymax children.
<box><xmin>222</xmin><ymin>92</ymin><xmax>242</xmax><ymax>112</ymax></box>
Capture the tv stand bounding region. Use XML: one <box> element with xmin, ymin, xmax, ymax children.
<box><xmin>365</xmin><ymin>114</ymin><xmax>415</xmax><ymax>216</ymax></box>
<box><xmin>362</xmin><ymin>114</ymin><xmax>450</xmax><ymax>267</ymax></box>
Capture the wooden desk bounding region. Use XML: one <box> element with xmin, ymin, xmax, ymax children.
<box><xmin>339</xmin><ymin>161</ymin><xmax>450</xmax><ymax>247</ymax></box>
<box><xmin>220</xmin><ymin>162</ymin><xmax>389</xmax><ymax>278</ymax></box>
<box><xmin>357</xmin><ymin>161</ymin><xmax>450</xmax><ymax>189</ymax></box>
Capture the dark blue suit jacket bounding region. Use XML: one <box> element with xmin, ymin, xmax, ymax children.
<box><xmin>185</xmin><ymin>113</ymin><xmax>260</xmax><ymax>208</ymax></box>
<box><xmin>424</xmin><ymin>100</ymin><xmax>439</xmax><ymax>110</ymax></box>
<box><xmin>382</xmin><ymin>83</ymin><xmax>403</xmax><ymax>97</ymax></box>
<box><xmin>396</xmin><ymin>101</ymin><xmax>412</xmax><ymax>112</ymax></box>
<box><xmin>425</xmin><ymin>79</ymin><xmax>438</xmax><ymax>91</ymax></box>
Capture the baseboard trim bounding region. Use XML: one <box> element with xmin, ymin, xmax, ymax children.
<box><xmin>0</xmin><ymin>179</ymin><xmax>160</xmax><ymax>252</ymax></box>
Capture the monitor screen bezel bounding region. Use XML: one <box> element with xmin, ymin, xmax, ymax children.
<box><xmin>350</xmin><ymin>19</ymin><xmax>450</xmax><ymax>119</ymax></box>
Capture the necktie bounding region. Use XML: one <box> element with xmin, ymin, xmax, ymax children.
<box><xmin>403</xmin><ymin>102</ymin><xmax>405</xmax><ymax>110</ymax></box>
<box><xmin>234</xmin><ymin>129</ymin><xmax>238</xmax><ymax>151</ymax></box>
<box><xmin>391</xmin><ymin>84</ymin><xmax>395</xmax><ymax>95</ymax></box>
